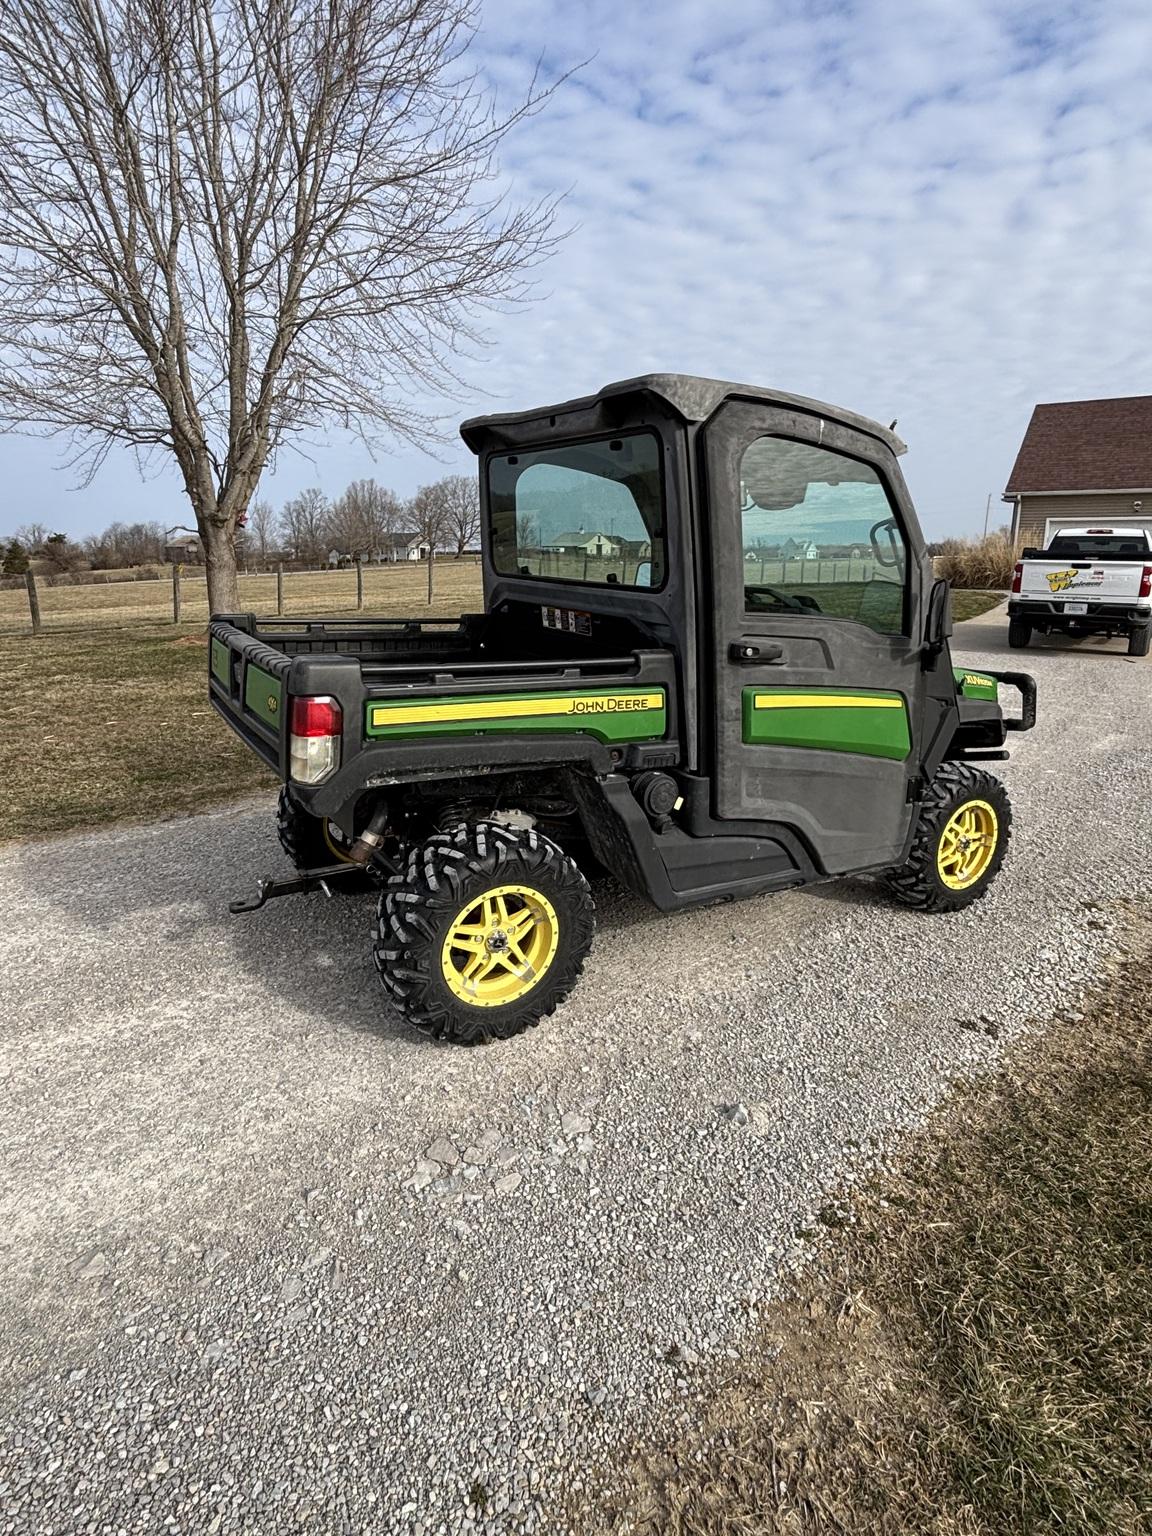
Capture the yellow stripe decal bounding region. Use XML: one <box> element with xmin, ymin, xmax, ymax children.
<box><xmin>370</xmin><ymin>692</ymin><xmax>664</xmax><ymax>729</ymax></box>
<box><xmin>751</xmin><ymin>693</ymin><xmax>905</xmax><ymax>711</ymax></box>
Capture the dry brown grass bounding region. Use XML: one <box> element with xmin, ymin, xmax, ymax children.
<box><xmin>935</xmin><ymin>533</ymin><xmax>1019</xmax><ymax>591</ymax></box>
<box><xmin>578</xmin><ymin>915</ymin><xmax>1152</xmax><ymax>1536</ymax></box>
<box><xmin>0</xmin><ymin>558</ymin><xmax>482</xmax><ymax>634</ymax></box>
<box><xmin>0</xmin><ymin>568</ymin><xmax>483</xmax><ymax>840</ymax></box>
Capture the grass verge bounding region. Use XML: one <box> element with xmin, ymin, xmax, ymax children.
<box><xmin>583</xmin><ymin>914</ymin><xmax>1152</xmax><ymax>1536</ymax></box>
<box><xmin>951</xmin><ymin>588</ymin><xmax>1004</xmax><ymax>622</ymax></box>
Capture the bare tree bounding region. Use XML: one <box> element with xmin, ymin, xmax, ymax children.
<box><xmin>0</xmin><ymin>0</ymin><xmax>563</xmax><ymax>613</ymax></box>
<box><xmin>439</xmin><ymin>473</ymin><xmax>480</xmax><ymax>557</ymax></box>
<box><xmin>14</xmin><ymin>523</ymin><xmax>50</xmax><ymax>555</ymax></box>
<box><xmin>279</xmin><ymin>488</ymin><xmax>329</xmax><ymax>566</ymax></box>
<box><xmin>249</xmin><ymin>499</ymin><xmax>277</xmax><ymax>564</ymax></box>
<box><xmin>328</xmin><ymin>479</ymin><xmax>401</xmax><ymax>560</ymax></box>
<box><xmin>409</xmin><ymin>482</ymin><xmax>451</xmax><ymax>603</ymax></box>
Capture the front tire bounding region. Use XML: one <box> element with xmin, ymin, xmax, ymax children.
<box><xmin>1007</xmin><ymin>617</ymin><xmax>1032</xmax><ymax>649</ymax></box>
<box><xmin>1128</xmin><ymin>626</ymin><xmax>1151</xmax><ymax>658</ymax></box>
<box><xmin>374</xmin><ymin>821</ymin><xmax>595</xmax><ymax>1044</ymax></box>
<box><xmin>884</xmin><ymin>763</ymin><xmax>1011</xmax><ymax>913</ymax></box>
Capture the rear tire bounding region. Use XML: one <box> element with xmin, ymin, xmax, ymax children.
<box><xmin>1128</xmin><ymin>626</ymin><xmax>1151</xmax><ymax>658</ymax></box>
<box><xmin>1007</xmin><ymin>617</ymin><xmax>1032</xmax><ymax>649</ymax></box>
<box><xmin>884</xmin><ymin>763</ymin><xmax>1011</xmax><ymax>914</ymax></box>
<box><xmin>374</xmin><ymin>821</ymin><xmax>595</xmax><ymax>1044</ymax></box>
<box><xmin>276</xmin><ymin>787</ymin><xmax>356</xmax><ymax>870</ymax></box>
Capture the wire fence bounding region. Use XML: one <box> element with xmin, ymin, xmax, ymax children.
<box><xmin>0</xmin><ymin>558</ymin><xmax>484</xmax><ymax>636</ymax></box>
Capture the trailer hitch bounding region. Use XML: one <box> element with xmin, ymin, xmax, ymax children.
<box><xmin>229</xmin><ymin>861</ymin><xmax>365</xmax><ymax>915</ymax></box>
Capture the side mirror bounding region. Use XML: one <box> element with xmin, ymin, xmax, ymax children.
<box><xmin>634</xmin><ymin>560</ymin><xmax>652</xmax><ymax>588</ymax></box>
<box><xmin>869</xmin><ymin>517</ymin><xmax>904</xmax><ymax>569</ymax></box>
<box><xmin>925</xmin><ymin>578</ymin><xmax>953</xmax><ymax>655</ymax></box>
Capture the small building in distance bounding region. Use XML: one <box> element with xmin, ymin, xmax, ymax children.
<box><xmin>164</xmin><ymin>532</ymin><xmax>203</xmax><ymax>565</ymax></box>
<box><xmin>1003</xmin><ymin>395</ymin><xmax>1152</xmax><ymax>547</ymax></box>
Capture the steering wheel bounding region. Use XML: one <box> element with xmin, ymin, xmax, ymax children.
<box><xmin>745</xmin><ymin>584</ymin><xmax>823</xmax><ymax>615</ymax></box>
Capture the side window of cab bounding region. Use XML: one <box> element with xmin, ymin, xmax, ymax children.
<box><xmin>739</xmin><ymin>436</ymin><xmax>908</xmax><ymax>636</ymax></box>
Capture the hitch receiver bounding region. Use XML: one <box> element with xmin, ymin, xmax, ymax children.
<box><xmin>229</xmin><ymin>861</ymin><xmax>364</xmax><ymax>915</ymax></box>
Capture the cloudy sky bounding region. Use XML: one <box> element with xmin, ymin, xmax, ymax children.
<box><xmin>4</xmin><ymin>0</ymin><xmax>1151</xmax><ymax>542</ymax></box>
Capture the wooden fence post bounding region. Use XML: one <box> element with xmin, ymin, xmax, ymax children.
<box><xmin>276</xmin><ymin>563</ymin><xmax>284</xmax><ymax>615</ymax></box>
<box><xmin>355</xmin><ymin>556</ymin><xmax>364</xmax><ymax>611</ymax></box>
<box><xmin>172</xmin><ymin>562</ymin><xmax>182</xmax><ymax>624</ymax></box>
<box><xmin>25</xmin><ymin>570</ymin><xmax>41</xmax><ymax>635</ymax></box>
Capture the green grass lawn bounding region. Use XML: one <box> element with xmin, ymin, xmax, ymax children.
<box><xmin>0</xmin><ymin>626</ymin><xmax>277</xmax><ymax>842</ymax></box>
<box><xmin>951</xmin><ymin>588</ymin><xmax>1005</xmax><ymax>622</ymax></box>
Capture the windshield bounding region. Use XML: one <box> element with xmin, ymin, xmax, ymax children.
<box><xmin>1046</xmin><ymin>534</ymin><xmax>1150</xmax><ymax>560</ymax></box>
<box><xmin>488</xmin><ymin>432</ymin><xmax>665</xmax><ymax>588</ymax></box>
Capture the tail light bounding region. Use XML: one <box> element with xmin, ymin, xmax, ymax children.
<box><xmin>289</xmin><ymin>695</ymin><xmax>342</xmax><ymax>783</ymax></box>
<box><xmin>1140</xmin><ymin>566</ymin><xmax>1152</xmax><ymax>599</ymax></box>
<box><xmin>1011</xmin><ymin>561</ymin><xmax>1023</xmax><ymax>594</ymax></box>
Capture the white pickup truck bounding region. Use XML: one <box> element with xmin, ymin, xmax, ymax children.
<box><xmin>1008</xmin><ymin>526</ymin><xmax>1152</xmax><ymax>656</ymax></box>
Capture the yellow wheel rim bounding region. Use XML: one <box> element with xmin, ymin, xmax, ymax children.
<box><xmin>440</xmin><ymin>884</ymin><xmax>560</xmax><ymax>1008</ymax></box>
<box><xmin>937</xmin><ymin>799</ymin><xmax>999</xmax><ymax>891</ymax></box>
<box><xmin>321</xmin><ymin>819</ymin><xmax>354</xmax><ymax>864</ymax></box>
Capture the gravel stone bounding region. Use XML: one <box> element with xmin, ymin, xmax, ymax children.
<box><xmin>1</xmin><ymin>611</ymin><xmax>1148</xmax><ymax>1535</ymax></box>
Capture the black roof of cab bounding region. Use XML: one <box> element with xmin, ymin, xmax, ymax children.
<box><xmin>459</xmin><ymin>373</ymin><xmax>907</xmax><ymax>457</ymax></box>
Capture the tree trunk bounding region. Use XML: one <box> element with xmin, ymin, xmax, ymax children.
<box><xmin>201</xmin><ymin>520</ymin><xmax>240</xmax><ymax>614</ymax></box>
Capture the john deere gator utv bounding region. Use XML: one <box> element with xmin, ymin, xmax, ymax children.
<box><xmin>211</xmin><ymin>375</ymin><xmax>1035</xmax><ymax>1043</ymax></box>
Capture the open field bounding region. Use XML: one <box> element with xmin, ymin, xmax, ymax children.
<box><xmin>0</xmin><ymin>570</ymin><xmax>482</xmax><ymax>841</ymax></box>
<box><xmin>0</xmin><ymin>590</ymin><xmax>1005</xmax><ymax>842</ymax></box>
<box><xmin>0</xmin><ymin>559</ymin><xmax>483</xmax><ymax>635</ymax></box>
<box><xmin>592</xmin><ymin>916</ymin><xmax>1152</xmax><ymax>1536</ymax></box>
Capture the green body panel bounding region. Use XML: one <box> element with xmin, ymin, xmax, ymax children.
<box><xmin>210</xmin><ymin>637</ymin><xmax>230</xmax><ymax>686</ymax></box>
<box><xmin>244</xmin><ymin>664</ymin><xmax>283</xmax><ymax>728</ymax></box>
<box><xmin>953</xmin><ymin>667</ymin><xmax>998</xmax><ymax>702</ymax></box>
<box><xmin>741</xmin><ymin>687</ymin><xmax>911</xmax><ymax>761</ymax></box>
<box><xmin>364</xmin><ymin>687</ymin><xmax>666</xmax><ymax>744</ymax></box>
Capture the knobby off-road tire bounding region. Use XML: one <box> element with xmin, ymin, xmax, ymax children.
<box><xmin>276</xmin><ymin>787</ymin><xmax>356</xmax><ymax>870</ymax></box>
<box><xmin>884</xmin><ymin>762</ymin><xmax>1012</xmax><ymax>914</ymax></box>
<box><xmin>1128</xmin><ymin>625</ymin><xmax>1151</xmax><ymax>658</ymax></box>
<box><xmin>374</xmin><ymin>821</ymin><xmax>595</xmax><ymax>1045</ymax></box>
<box><xmin>1007</xmin><ymin>617</ymin><xmax>1032</xmax><ymax>649</ymax></box>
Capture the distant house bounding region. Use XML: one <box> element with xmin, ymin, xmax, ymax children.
<box><xmin>541</xmin><ymin>529</ymin><xmax>621</xmax><ymax>556</ymax></box>
<box><xmin>1004</xmin><ymin>395</ymin><xmax>1152</xmax><ymax>547</ymax></box>
<box><xmin>164</xmin><ymin>533</ymin><xmax>202</xmax><ymax>565</ymax></box>
<box><xmin>779</xmin><ymin>537</ymin><xmax>819</xmax><ymax>561</ymax></box>
<box><xmin>329</xmin><ymin>532</ymin><xmax>428</xmax><ymax>564</ymax></box>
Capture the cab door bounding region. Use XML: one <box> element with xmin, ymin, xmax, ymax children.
<box><xmin>704</xmin><ymin>399</ymin><xmax>928</xmax><ymax>875</ymax></box>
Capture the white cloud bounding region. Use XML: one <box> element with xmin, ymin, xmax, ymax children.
<box><xmin>4</xmin><ymin>0</ymin><xmax>1151</xmax><ymax>539</ymax></box>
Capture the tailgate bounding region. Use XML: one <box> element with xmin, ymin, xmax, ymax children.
<box><xmin>1020</xmin><ymin>560</ymin><xmax>1144</xmax><ymax>604</ymax></box>
<box><xmin>209</xmin><ymin>622</ymin><xmax>290</xmax><ymax>771</ymax></box>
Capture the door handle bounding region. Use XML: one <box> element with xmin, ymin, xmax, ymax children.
<box><xmin>729</xmin><ymin>641</ymin><xmax>784</xmax><ymax>665</ymax></box>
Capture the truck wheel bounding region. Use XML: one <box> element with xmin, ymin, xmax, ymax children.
<box><xmin>1128</xmin><ymin>626</ymin><xmax>1151</xmax><ymax>658</ymax></box>
<box><xmin>1007</xmin><ymin>617</ymin><xmax>1032</xmax><ymax>649</ymax></box>
<box><xmin>884</xmin><ymin>763</ymin><xmax>1011</xmax><ymax>914</ymax></box>
<box><xmin>276</xmin><ymin>787</ymin><xmax>355</xmax><ymax>870</ymax></box>
<box><xmin>374</xmin><ymin>821</ymin><xmax>595</xmax><ymax>1044</ymax></box>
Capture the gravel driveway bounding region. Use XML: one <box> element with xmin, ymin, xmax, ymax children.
<box><xmin>2</xmin><ymin>609</ymin><xmax>1150</xmax><ymax>1535</ymax></box>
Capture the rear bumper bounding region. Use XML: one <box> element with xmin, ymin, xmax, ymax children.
<box><xmin>1009</xmin><ymin>598</ymin><xmax>1151</xmax><ymax>630</ymax></box>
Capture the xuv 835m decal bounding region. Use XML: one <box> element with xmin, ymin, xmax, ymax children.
<box><xmin>953</xmin><ymin>668</ymin><xmax>998</xmax><ymax>701</ymax></box>
<box><xmin>365</xmin><ymin>689</ymin><xmax>667</xmax><ymax>744</ymax></box>
<box><xmin>742</xmin><ymin>687</ymin><xmax>911</xmax><ymax>761</ymax></box>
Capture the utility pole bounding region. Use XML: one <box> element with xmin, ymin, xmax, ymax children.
<box><xmin>982</xmin><ymin>492</ymin><xmax>992</xmax><ymax>540</ymax></box>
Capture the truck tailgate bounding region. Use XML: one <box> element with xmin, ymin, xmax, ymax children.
<box><xmin>1020</xmin><ymin>560</ymin><xmax>1146</xmax><ymax>605</ymax></box>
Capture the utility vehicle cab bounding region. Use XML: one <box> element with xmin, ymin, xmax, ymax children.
<box><xmin>213</xmin><ymin>374</ymin><xmax>1035</xmax><ymax>1043</ymax></box>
